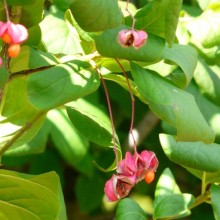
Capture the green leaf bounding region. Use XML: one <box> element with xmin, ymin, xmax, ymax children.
<box><xmin>27</xmin><ymin>60</ymin><xmax>100</xmax><ymax>110</ymax></box>
<box><xmin>134</xmin><ymin>0</ymin><xmax>169</xmax><ymax>37</ymax></box>
<box><xmin>20</xmin><ymin>0</ymin><xmax>44</xmax><ymax>28</ymax></box>
<box><xmin>134</xmin><ymin>0</ymin><xmax>182</xmax><ymax>44</ymax></box>
<box><xmin>154</xmin><ymin>168</ymin><xmax>194</xmax><ymax>219</ymax></box>
<box><xmin>66</xmin><ymin>98</ymin><xmax>121</xmax><ymax>171</ymax></box>
<box><xmin>67</xmin><ymin>99</ymin><xmax>120</xmax><ymax>148</ymax></box>
<box><xmin>0</xmin><ymin>112</ymin><xmax>46</xmax><ymax>154</ymax></box>
<box><xmin>197</xmin><ymin>0</ymin><xmax>211</xmax><ymax>10</ymax></box>
<box><xmin>103</xmin><ymin>73</ymin><xmax>146</xmax><ymax>104</ymax></box>
<box><xmin>40</xmin><ymin>7</ymin><xmax>83</xmax><ymax>55</ymax></box>
<box><xmin>155</xmin><ymin>168</ymin><xmax>181</xmax><ymax>197</ymax></box>
<box><xmin>95</xmin><ymin>25</ymin><xmax>165</xmax><ymax>62</ymax></box>
<box><xmin>0</xmin><ymin>169</ymin><xmax>67</xmax><ymax>220</ymax></box>
<box><xmin>25</xmin><ymin>25</ymin><xmax>42</xmax><ymax>47</ymax></box>
<box><xmin>159</xmin><ymin>134</ymin><xmax>220</xmax><ymax>172</ymax></box>
<box><xmin>0</xmin><ymin>66</ymin><xmax>9</xmax><ymax>89</ymax></box>
<box><xmin>211</xmin><ymin>184</ymin><xmax>220</xmax><ymax>220</ymax></box>
<box><xmin>70</xmin><ymin>0</ymin><xmax>123</xmax><ymax>32</ymax></box>
<box><xmin>185</xmin><ymin>167</ymin><xmax>220</xmax><ymax>184</ymax></box>
<box><xmin>0</xmin><ymin>76</ymin><xmax>47</xmax><ymax>152</ymax></box>
<box><xmin>116</xmin><ymin>198</ymin><xmax>147</xmax><ymax>220</ymax></box>
<box><xmin>47</xmin><ymin>109</ymin><xmax>89</xmax><ymax>167</ymax></box>
<box><xmin>130</xmin><ymin>62</ymin><xmax>214</xmax><ymax>143</ymax></box>
<box><xmin>64</xmin><ymin>9</ymin><xmax>95</xmax><ymax>54</ymax></box>
<box><xmin>194</xmin><ymin>58</ymin><xmax>220</xmax><ymax>106</ymax></box>
<box><xmin>153</xmin><ymin>193</ymin><xmax>194</xmax><ymax>219</ymax></box>
<box><xmin>10</xmin><ymin>46</ymin><xmax>59</xmax><ymax>73</ymax></box>
<box><xmin>191</xmin><ymin>40</ymin><xmax>220</xmax><ymax>65</ymax></box>
<box><xmin>75</xmin><ymin>171</ymin><xmax>105</xmax><ymax>213</ymax></box>
<box><xmin>5</xmin><ymin>0</ymin><xmax>36</xmax><ymax>5</ymax></box>
<box><xmin>4</xmin><ymin>120</ymin><xmax>50</xmax><ymax>156</ymax></box>
<box><xmin>187</xmin><ymin>7</ymin><xmax>220</xmax><ymax>48</ymax></box>
<box><xmin>162</xmin><ymin>44</ymin><xmax>197</xmax><ymax>88</ymax></box>
<box><xmin>186</xmin><ymin>81</ymin><xmax>220</xmax><ymax>143</ymax></box>
<box><xmin>165</xmin><ymin>0</ymin><xmax>183</xmax><ymax>46</ymax></box>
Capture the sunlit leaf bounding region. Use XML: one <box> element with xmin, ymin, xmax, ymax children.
<box><xmin>27</xmin><ymin>60</ymin><xmax>100</xmax><ymax>110</ymax></box>
<box><xmin>155</xmin><ymin>168</ymin><xmax>181</xmax><ymax>197</ymax></box>
<box><xmin>0</xmin><ymin>169</ymin><xmax>67</xmax><ymax>220</ymax></box>
<box><xmin>187</xmin><ymin>7</ymin><xmax>220</xmax><ymax>48</ymax></box>
<box><xmin>0</xmin><ymin>76</ymin><xmax>47</xmax><ymax>153</ymax></box>
<box><xmin>40</xmin><ymin>7</ymin><xmax>83</xmax><ymax>55</ymax></box>
<box><xmin>160</xmin><ymin>134</ymin><xmax>220</xmax><ymax>172</ymax></box>
<box><xmin>131</xmin><ymin>62</ymin><xmax>214</xmax><ymax>143</ymax></box>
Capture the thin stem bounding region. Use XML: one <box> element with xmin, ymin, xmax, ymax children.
<box><xmin>201</xmin><ymin>172</ymin><xmax>207</xmax><ymax>194</ymax></box>
<box><xmin>3</xmin><ymin>0</ymin><xmax>10</xmax><ymax>21</ymax></box>
<box><xmin>90</xmin><ymin>60</ymin><xmax>118</xmax><ymax>165</ymax></box>
<box><xmin>126</xmin><ymin>0</ymin><xmax>136</xmax><ymax>30</ymax></box>
<box><xmin>115</xmin><ymin>59</ymin><xmax>137</xmax><ymax>153</ymax></box>
<box><xmin>189</xmin><ymin>191</ymin><xmax>210</xmax><ymax>210</ymax></box>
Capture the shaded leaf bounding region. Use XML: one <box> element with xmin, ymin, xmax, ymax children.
<box><xmin>66</xmin><ymin>99</ymin><xmax>120</xmax><ymax>148</ymax></box>
<box><xmin>27</xmin><ymin>60</ymin><xmax>100</xmax><ymax>110</ymax></box>
<box><xmin>0</xmin><ymin>66</ymin><xmax>9</xmax><ymax>89</ymax></box>
<box><xmin>165</xmin><ymin>0</ymin><xmax>183</xmax><ymax>46</ymax></box>
<box><xmin>95</xmin><ymin>25</ymin><xmax>165</xmax><ymax>62</ymax></box>
<box><xmin>5</xmin><ymin>0</ymin><xmax>36</xmax><ymax>5</ymax></box>
<box><xmin>70</xmin><ymin>0</ymin><xmax>123</xmax><ymax>32</ymax></box>
<box><xmin>66</xmin><ymin>98</ymin><xmax>121</xmax><ymax>171</ymax></box>
<box><xmin>0</xmin><ymin>169</ymin><xmax>67</xmax><ymax>220</ymax></box>
<box><xmin>186</xmin><ymin>81</ymin><xmax>220</xmax><ymax>142</ymax></box>
<box><xmin>211</xmin><ymin>184</ymin><xmax>220</xmax><ymax>220</ymax></box>
<box><xmin>159</xmin><ymin>134</ymin><xmax>220</xmax><ymax>172</ymax></box>
<box><xmin>103</xmin><ymin>73</ymin><xmax>146</xmax><ymax>104</ymax></box>
<box><xmin>20</xmin><ymin>0</ymin><xmax>44</xmax><ymax>28</ymax></box>
<box><xmin>47</xmin><ymin>109</ymin><xmax>89</xmax><ymax>167</ymax></box>
<box><xmin>130</xmin><ymin>62</ymin><xmax>214</xmax><ymax>143</ymax></box>
<box><xmin>116</xmin><ymin>198</ymin><xmax>147</xmax><ymax>220</ymax></box>
<box><xmin>194</xmin><ymin>58</ymin><xmax>220</xmax><ymax>106</ymax></box>
<box><xmin>75</xmin><ymin>171</ymin><xmax>105</xmax><ymax>213</ymax></box>
<box><xmin>25</xmin><ymin>25</ymin><xmax>42</xmax><ymax>47</ymax></box>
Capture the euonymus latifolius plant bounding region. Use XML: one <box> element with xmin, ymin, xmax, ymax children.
<box><xmin>0</xmin><ymin>0</ymin><xmax>220</xmax><ymax>219</ymax></box>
